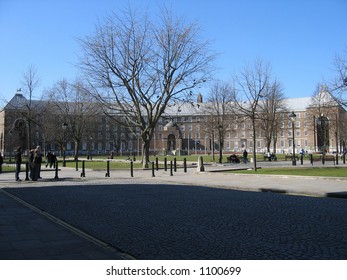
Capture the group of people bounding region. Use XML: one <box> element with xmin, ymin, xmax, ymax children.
<box><xmin>14</xmin><ymin>146</ymin><xmax>56</xmax><ymax>182</ymax></box>
<box><xmin>229</xmin><ymin>150</ymin><xmax>249</xmax><ymax>164</ymax></box>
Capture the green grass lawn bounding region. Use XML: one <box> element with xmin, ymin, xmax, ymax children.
<box><xmin>228</xmin><ymin>167</ymin><xmax>347</xmax><ymax>177</ymax></box>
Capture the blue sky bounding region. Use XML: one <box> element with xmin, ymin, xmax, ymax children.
<box><xmin>1</xmin><ymin>0</ymin><xmax>346</xmax><ymax>105</ymax></box>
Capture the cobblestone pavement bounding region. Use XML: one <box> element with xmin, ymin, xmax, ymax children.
<box><xmin>3</xmin><ymin>181</ymin><xmax>347</xmax><ymax>260</ymax></box>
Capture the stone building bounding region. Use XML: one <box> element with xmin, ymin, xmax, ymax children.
<box><xmin>0</xmin><ymin>89</ymin><xmax>346</xmax><ymax>159</ymax></box>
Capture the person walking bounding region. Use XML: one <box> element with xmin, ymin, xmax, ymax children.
<box><xmin>243</xmin><ymin>149</ymin><xmax>248</xmax><ymax>163</ymax></box>
<box><xmin>0</xmin><ymin>152</ymin><xmax>3</xmax><ymax>174</ymax></box>
<box><xmin>15</xmin><ymin>146</ymin><xmax>22</xmax><ymax>181</ymax></box>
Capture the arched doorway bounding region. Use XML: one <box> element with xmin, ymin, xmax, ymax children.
<box><xmin>167</xmin><ymin>134</ymin><xmax>176</xmax><ymax>152</ymax></box>
<box><xmin>316</xmin><ymin>115</ymin><xmax>329</xmax><ymax>153</ymax></box>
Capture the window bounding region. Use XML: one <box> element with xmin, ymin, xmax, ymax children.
<box><xmin>280</xmin><ymin>140</ymin><xmax>285</xmax><ymax>148</ymax></box>
<box><xmin>257</xmin><ymin>140</ymin><xmax>261</xmax><ymax>148</ymax></box>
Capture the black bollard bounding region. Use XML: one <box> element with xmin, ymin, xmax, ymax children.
<box><xmin>130</xmin><ymin>161</ymin><xmax>134</xmax><ymax>177</ymax></box>
<box><xmin>81</xmin><ymin>160</ymin><xmax>86</xmax><ymax>177</ymax></box>
<box><xmin>174</xmin><ymin>158</ymin><xmax>177</xmax><ymax>172</ymax></box>
<box><xmin>25</xmin><ymin>162</ymin><xmax>30</xmax><ymax>181</ymax></box>
<box><xmin>309</xmin><ymin>154</ymin><xmax>313</xmax><ymax>166</ymax></box>
<box><xmin>54</xmin><ymin>160</ymin><xmax>59</xmax><ymax>179</ymax></box>
<box><xmin>164</xmin><ymin>158</ymin><xmax>167</xmax><ymax>171</ymax></box>
<box><xmin>75</xmin><ymin>159</ymin><xmax>79</xmax><ymax>171</ymax></box>
<box><xmin>170</xmin><ymin>160</ymin><xmax>173</xmax><ymax>176</ymax></box>
<box><xmin>322</xmin><ymin>155</ymin><xmax>325</xmax><ymax>165</ymax></box>
<box><xmin>184</xmin><ymin>158</ymin><xmax>187</xmax><ymax>173</ymax></box>
<box><xmin>300</xmin><ymin>155</ymin><xmax>303</xmax><ymax>165</ymax></box>
<box><xmin>336</xmin><ymin>153</ymin><xmax>339</xmax><ymax>165</ymax></box>
<box><xmin>152</xmin><ymin>161</ymin><xmax>155</xmax><ymax>177</ymax></box>
<box><xmin>156</xmin><ymin>157</ymin><xmax>159</xmax><ymax>171</ymax></box>
<box><xmin>105</xmin><ymin>160</ymin><xmax>110</xmax><ymax>177</ymax></box>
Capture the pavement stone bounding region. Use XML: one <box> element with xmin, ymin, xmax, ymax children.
<box><xmin>0</xmin><ymin>160</ymin><xmax>347</xmax><ymax>259</ymax></box>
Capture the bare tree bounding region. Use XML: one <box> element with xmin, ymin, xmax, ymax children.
<box><xmin>231</xmin><ymin>59</ymin><xmax>272</xmax><ymax>171</ymax></box>
<box><xmin>21</xmin><ymin>65</ymin><xmax>43</xmax><ymax>150</ymax></box>
<box><xmin>78</xmin><ymin>7</ymin><xmax>215</xmax><ymax>167</ymax></box>
<box><xmin>204</xmin><ymin>81</ymin><xmax>234</xmax><ymax>163</ymax></box>
<box><xmin>330</xmin><ymin>47</ymin><xmax>347</xmax><ymax>105</ymax></box>
<box><xmin>258</xmin><ymin>80</ymin><xmax>286</xmax><ymax>153</ymax></box>
<box><xmin>45</xmin><ymin>79</ymin><xmax>100</xmax><ymax>160</ymax></box>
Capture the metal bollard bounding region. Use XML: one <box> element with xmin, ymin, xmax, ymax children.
<box><xmin>152</xmin><ymin>161</ymin><xmax>155</xmax><ymax>177</ymax></box>
<box><xmin>130</xmin><ymin>161</ymin><xmax>134</xmax><ymax>177</ymax></box>
<box><xmin>164</xmin><ymin>158</ymin><xmax>167</xmax><ymax>171</ymax></box>
<box><xmin>322</xmin><ymin>155</ymin><xmax>325</xmax><ymax>165</ymax></box>
<box><xmin>81</xmin><ymin>160</ymin><xmax>86</xmax><ymax>177</ymax></box>
<box><xmin>184</xmin><ymin>158</ymin><xmax>187</xmax><ymax>173</ymax></box>
<box><xmin>105</xmin><ymin>160</ymin><xmax>110</xmax><ymax>177</ymax></box>
<box><xmin>170</xmin><ymin>160</ymin><xmax>173</xmax><ymax>176</ymax></box>
<box><xmin>174</xmin><ymin>158</ymin><xmax>177</xmax><ymax>172</ymax></box>
<box><xmin>156</xmin><ymin>157</ymin><xmax>159</xmax><ymax>171</ymax></box>
<box><xmin>75</xmin><ymin>159</ymin><xmax>79</xmax><ymax>171</ymax></box>
<box><xmin>309</xmin><ymin>154</ymin><xmax>313</xmax><ymax>166</ymax></box>
<box><xmin>300</xmin><ymin>155</ymin><xmax>303</xmax><ymax>165</ymax></box>
<box><xmin>54</xmin><ymin>160</ymin><xmax>59</xmax><ymax>179</ymax></box>
<box><xmin>25</xmin><ymin>162</ymin><xmax>30</xmax><ymax>181</ymax></box>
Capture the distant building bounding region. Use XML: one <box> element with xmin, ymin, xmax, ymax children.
<box><xmin>0</xmin><ymin>88</ymin><xmax>346</xmax><ymax>159</ymax></box>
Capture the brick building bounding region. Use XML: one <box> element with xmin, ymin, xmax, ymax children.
<box><xmin>1</xmin><ymin>89</ymin><xmax>346</xmax><ymax>159</ymax></box>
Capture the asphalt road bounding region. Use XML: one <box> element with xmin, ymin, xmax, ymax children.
<box><xmin>4</xmin><ymin>183</ymin><xmax>347</xmax><ymax>260</ymax></box>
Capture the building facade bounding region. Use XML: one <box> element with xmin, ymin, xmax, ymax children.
<box><xmin>1</xmin><ymin>90</ymin><xmax>346</xmax><ymax>159</ymax></box>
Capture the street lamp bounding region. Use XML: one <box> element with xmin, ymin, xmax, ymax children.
<box><xmin>89</xmin><ymin>135</ymin><xmax>93</xmax><ymax>160</ymax></box>
<box><xmin>218</xmin><ymin>124</ymin><xmax>223</xmax><ymax>163</ymax></box>
<box><xmin>289</xmin><ymin>111</ymin><xmax>296</xmax><ymax>166</ymax></box>
<box><xmin>62</xmin><ymin>122</ymin><xmax>68</xmax><ymax>167</ymax></box>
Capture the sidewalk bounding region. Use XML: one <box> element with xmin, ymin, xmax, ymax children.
<box><xmin>1</xmin><ymin>161</ymin><xmax>346</xmax><ymax>260</ymax></box>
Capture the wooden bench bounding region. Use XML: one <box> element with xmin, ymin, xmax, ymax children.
<box><xmin>284</xmin><ymin>155</ymin><xmax>299</xmax><ymax>161</ymax></box>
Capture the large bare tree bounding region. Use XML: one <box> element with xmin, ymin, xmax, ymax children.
<box><xmin>78</xmin><ymin>7</ymin><xmax>215</xmax><ymax>167</ymax></box>
<box><xmin>231</xmin><ymin>59</ymin><xmax>272</xmax><ymax>171</ymax></box>
<box><xmin>204</xmin><ymin>81</ymin><xmax>234</xmax><ymax>163</ymax></box>
<box><xmin>45</xmin><ymin>79</ymin><xmax>100</xmax><ymax>160</ymax></box>
<box><xmin>258</xmin><ymin>80</ymin><xmax>286</xmax><ymax>153</ymax></box>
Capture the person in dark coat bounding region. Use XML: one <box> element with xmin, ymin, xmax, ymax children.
<box><xmin>15</xmin><ymin>146</ymin><xmax>22</xmax><ymax>181</ymax></box>
<box><xmin>0</xmin><ymin>152</ymin><xmax>3</xmax><ymax>174</ymax></box>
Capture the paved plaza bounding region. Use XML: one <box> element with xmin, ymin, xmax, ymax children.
<box><xmin>1</xmin><ymin>160</ymin><xmax>347</xmax><ymax>259</ymax></box>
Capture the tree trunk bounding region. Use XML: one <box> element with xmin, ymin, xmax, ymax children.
<box><xmin>252</xmin><ymin>120</ymin><xmax>257</xmax><ymax>171</ymax></box>
<box><xmin>74</xmin><ymin>140</ymin><xmax>79</xmax><ymax>161</ymax></box>
<box><xmin>142</xmin><ymin>140</ymin><xmax>150</xmax><ymax>169</ymax></box>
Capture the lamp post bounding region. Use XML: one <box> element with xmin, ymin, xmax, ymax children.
<box><xmin>9</xmin><ymin>130</ymin><xmax>13</xmax><ymax>163</ymax></box>
<box><xmin>89</xmin><ymin>135</ymin><xmax>93</xmax><ymax>160</ymax></box>
<box><xmin>289</xmin><ymin>111</ymin><xmax>296</xmax><ymax>166</ymax></box>
<box><xmin>62</xmin><ymin>122</ymin><xmax>68</xmax><ymax>167</ymax></box>
<box><xmin>218</xmin><ymin>124</ymin><xmax>223</xmax><ymax>163</ymax></box>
